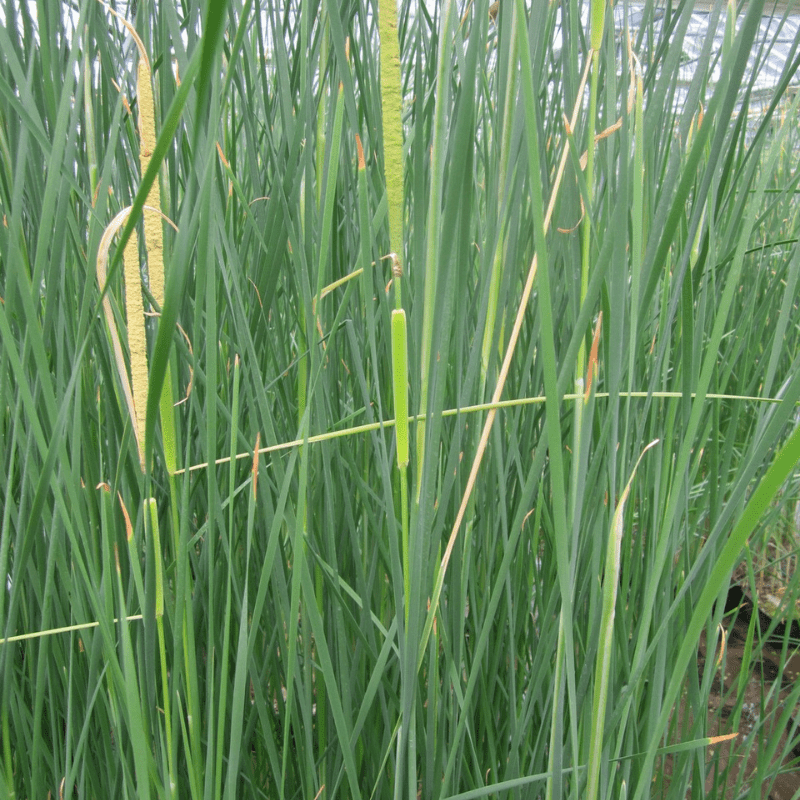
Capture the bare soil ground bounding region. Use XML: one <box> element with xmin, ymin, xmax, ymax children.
<box><xmin>680</xmin><ymin>584</ymin><xmax>800</xmax><ymax>799</ymax></box>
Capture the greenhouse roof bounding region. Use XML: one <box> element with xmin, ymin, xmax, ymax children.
<box><xmin>608</xmin><ymin>2</ymin><xmax>800</xmax><ymax>120</ymax></box>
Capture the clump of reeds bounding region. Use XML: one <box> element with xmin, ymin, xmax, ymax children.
<box><xmin>1</xmin><ymin>1</ymin><xmax>800</xmax><ymax>799</ymax></box>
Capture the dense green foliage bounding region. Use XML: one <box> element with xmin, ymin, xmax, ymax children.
<box><xmin>1</xmin><ymin>0</ymin><xmax>800</xmax><ymax>798</ymax></box>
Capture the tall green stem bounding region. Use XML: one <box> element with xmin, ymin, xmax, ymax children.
<box><xmin>480</xmin><ymin>3</ymin><xmax>518</xmax><ymax>390</ymax></box>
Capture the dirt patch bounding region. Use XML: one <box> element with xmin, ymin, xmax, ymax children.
<box><xmin>691</xmin><ymin>585</ymin><xmax>800</xmax><ymax>798</ymax></box>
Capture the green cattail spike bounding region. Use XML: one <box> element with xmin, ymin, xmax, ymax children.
<box><xmin>391</xmin><ymin>308</ymin><xmax>409</xmax><ymax>469</ymax></box>
<box><xmin>590</xmin><ymin>0</ymin><xmax>606</xmax><ymax>52</ymax></box>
